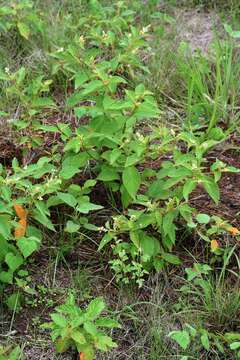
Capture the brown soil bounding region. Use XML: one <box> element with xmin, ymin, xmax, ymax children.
<box><xmin>174</xmin><ymin>8</ymin><xmax>220</xmax><ymax>53</ymax></box>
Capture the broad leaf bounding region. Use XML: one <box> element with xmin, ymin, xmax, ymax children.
<box><xmin>17</xmin><ymin>237</ymin><xmax>39</xmax><ymax>258</ymax></box>
<box><xmin>168</xmin><ymin>330</ymin><xmax>190</xmax><ymax>350</ymax></box>
<box><xmin>196</xmin><ymin>213</ymin><xmax>210</xmax><ymax>224</ymax></box>
<box><xmin>161</xmin><ymin>253</ymin><xmax>182</xmax><ymax>265</ymax></box>
<box><xmin>203</xmin><ymin>179</ymin><xmax>220</xmax><ymax>204</ymax></box>
<box><xmin>122</xmin><ymin>166</ymin><xmax>141</xmax><ymax>199</ymax></box>
<box><xmin>5</xmin><ymin>253</ymin><xmax>23</xmax><ymax>272</ymax></box>
<box><xmin>64</xmin><ymin>221</ymin><xmax>80</xmax><ymax>233</ymax></box>
<box><xmin>86</xmin><ymin>297</ymin><xmax>105</xmax><ymax>320</ymax></box>
<box><xmin>98</xmin><ymin>165</ymin><xmax>120</xmax><ymax>181</ymax></box>
<box><xmin>17</xmin><ymin>22</ymin><xmax>30</xmax><ymax>39</ymax></box>
<box><xmin>98</xmin><ymin>233</ymin><xmax>113</xmax><ymax>251</ymax></box>
<box><xmin>51</xmin><ymin>314</ymin><xmax>68</xmax><ymax>328</ymax></box>
<box><xmin>200</xmin><ymin>330</ymin><xmax>210</xmax><ymax>350</ymax></box>
<box><xmin>183</xmin><ymin>180</ymin><xmax>197</xmax><ymax>200</ymax></box>
<box><xmin>77</xmin><ymin>202</ymin><xmax>103</xmax><ymax>214</ymax></box>
<box><xmin>57</xmin><ymin>192</ymin><xmax>77</xmax><ymax>208</ymax></box>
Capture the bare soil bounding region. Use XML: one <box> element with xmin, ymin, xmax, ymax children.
<box><xmin>175</xmin><ymin>8</ymin><xmax>220</xmax><ymax>53</ymax></box>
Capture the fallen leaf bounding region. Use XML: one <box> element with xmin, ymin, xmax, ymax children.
<box><xmin>228</xmin><ymin>227</ymin><xmax>239</xmax><ymax>236</ymax></box>
<box><xmin>80</xmin><ymin>353</ymin><xmax>84</xmax><ymax>360</ymax></box>
<box><xmin>14</xmin><ymin>204</ymin><xmax>27</xmax><ymax>220</ymax></box>
<box><xmin>15</xmin><ymin>218</ymin><xmax>27</xmax><ymax>238</ymax></box>
<box><xmin>211</xmin><ymin>239</ymin><xmax>219</xmax><ymax>251</ymax></box>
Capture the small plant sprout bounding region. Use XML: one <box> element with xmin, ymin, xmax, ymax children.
<box><xmin>42</xmin><ymin>294</ymin><xmax>121</xmax><ymax>360</ymax></box>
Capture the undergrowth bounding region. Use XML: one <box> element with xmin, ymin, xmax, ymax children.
<box><xmin>0</xmin><ymin>0</ymin><xmax>240</xmax><ymax>359</ymax></box>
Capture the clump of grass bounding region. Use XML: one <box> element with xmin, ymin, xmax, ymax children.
<box><xmin>142</xmin><ymin>12</ymin><xmax>240</xmax><ymax>131</ymax></box>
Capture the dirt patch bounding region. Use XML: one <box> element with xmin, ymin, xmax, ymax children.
<box><xmin>174</xmin><ymin>8</ymin><xmax>220</xmax><ymax>53</ymax></box>
<box><xmin>24</xmin><ymin>345</ymin><xmax>74</xmax><ymax>360</ymax></box>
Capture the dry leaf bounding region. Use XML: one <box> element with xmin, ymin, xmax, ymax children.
<box><xmin>80</xmin><ymin>353</ymin><xmax>84</xmax><ymax>360</ymax></box>
<box><xmin>228</xmin><ymin>227</ymin><xmax>239</xmax><ymax>236</ymax></box>
<box><xmin>211</xmin><ymin>239</ymin><xmax>219</xmax><ymax>251</ymax></box>
<box><xmin>15</xmin><ymin>218</ymin><xmax>27</xmax><ymax>238</ymax></box>
<box><xmin>14</xmin><ymin>204</ymin><xmax>27</xmax><ymax>220</ymax></box>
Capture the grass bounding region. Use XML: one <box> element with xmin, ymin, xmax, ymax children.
<box><xmin>143</xmin><ymin>12</ymin><xmax>240</xmax><ymax>132</ymax></box>
<box><xmin>1</xmin><ymin>0</ymin><xmax>240</xmax><ymax>359</ymax></box>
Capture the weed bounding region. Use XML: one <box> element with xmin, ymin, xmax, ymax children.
<box><xmin>0</xmin><ymin>0</ymin><xmax>240</xmax><ymax>359</ymax></box>
<box><xmin>42</xmin><ymin>293</ymin><xmax>121</xmax><ymax>360</ymax></box>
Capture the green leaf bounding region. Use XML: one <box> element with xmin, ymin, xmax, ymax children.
<box><xmin>185</xmin><ymin>324</ymin><xmax>197</xmax><ymax>337</ymax></box>
<box><xmin>84</xmin><ymin>321</ymin><xmax>98</xmax><ymax>336</ymax></box>
<box><xmin>0</xmin><ymin>215</ymin><xmax>11</xmax><ymax>239</ymax></box>
<box><xmin>31</xmin><ymin>97</ymin><xmax>56</xmax><ymax>109</ymax></box>
<box><xmin>98</xmin><ymin>165</ymin><xmax>120</xmax><ymax>181</ymax></box>
<box><xmin>162</xmin><ymin>211</ymin><xmax>176</xmax><ymax>247</ymax></box>
<box><xmin>26</xmin><ymin>225</ymin><xmax>42</xmax><ymax>241</ymax></box>
<box><xmin>0</xmin><ymin>235</ymin><xmax>12</xmax><ymax>263</ymax></box>
<box><xmin>9</xmin><ymin>345</ymin><xmax>22</xmax><ymax>359</ymax></box>
<box><xmin>140</xmin><ymin>234</ymin><xmax>160</xmax><ymax>258</ymax></box>
<box><xmin>51</xmin><ymin>314</ymin><xmax>68</xmax><ymax>328</ymax></box>
<box><xmin>136</xmin><ymin>213</ymin><xmax>156</xmax><ymax>229</ymax></box>
<box><xmin>95</xmin><ymin>334</ymin><xmax>118</xmax><ymax>351</ymax></box>
<box><xmin>120</xmin><ymin>184</ymin><xmax>132</xmax><ymax>208</ymax></box>
<box><xmin>6</xmin><ymin>292</ymin><xmax>22</xmax><ymax>312</ymax></box>
<box><xmin>168</xmin><ymin>330</ymin><xmax>190</xmax><ymax>350</ymax></box>
<box><xmin>0</xmin><ymin>271</ymin><xmax>13</xmax><ymax>284</ymax></box>
<box><xmin>225</xmin><ymin>333</ymin><xmax>240</xmax><ymax>341</ymax></box>
<box><xmin>130</xmin><ymin>231</ymin><xmax>140</xmax><ymax>248</ymax></box>
<box><xmin>75</xmin><ymin>71</ymin><xmax>89</xmax><ymax>89</ymax></box>
<box><xmin>147</xmin><ymin>179</ymin><xmax>170</xmax><ymax>200</ymax></box>
<box><xmin>162</xmin><ymin>177</ymin><xmax>183</xmax><ymax>190</ymax></box>
<box><xmin>168</xmin><ymin>167</ymin><xmax>192</xmax><ymax>178</ymax></box>
<box><xmin>67</xmin><ymin>92</ymin><xmax>83</xmax><ymax>107</ymax></box>
<box><xmin>57</xmin><ymin>192</ymin><xmax>77</xmax><ymax>208</ymax></box>
<box><xmin>153</xmin><ymin>258</ymin><xmax>164</xmax><ymax>271</ymax></box>
<box><xmin>60</xmin><ymin>153</ymin><xmax>89</xmax><ymax>179</ymax></box>
<box><xmin>230</xmin><ymin>342</ymin><xmax>240</xmax><ymax>350</ymax></box>
<box><xmin>98</xmin><ymin>233</ymin><xmax>113</xmax><ymax>251</ymax></box>
<box><xmin>17</xmin><ymin>22</ymin><xmax>30</xmax><ymax>39</ymax></box>
<box><xmin>71</xmin><ymin>331</ymin><xmax>86</xmax><ymax>345</ymax></box>
<box><xmin>203</xmin><ymin>179</ymin><xmax>220</xmax><ymax>204</ymax></box>
<box><xmin>196</xmin><ymin>213</ymin><xmax>210</xmax><ymax>224</ymax></box>
<box><xmin>36</xmin><ymin>124</ymin><xmax>59</xmax><ymax>132</ymax></box>
<box><xmin>224</xmin><ymin>23</ymin><xmax>240</xmax><ymax>38</ymax></box>
<box><xmin>183</xmin><ymin>180</ymin><xmax>197</xmax><ymax>200</ymax></box>
<box><xmin>125</xmin><ymin>154</ymin><xmax>140</xmax><ymax>167</ymax></box>
<box><xmin>185</xmin><ymin>268</ymin><xmax>198</xmax><ymax>281</ymax></box>
<box><xmin>82</xmin><ymin>80</ymin><xmax>103</xmax><ymax>96</ymax></box>
<box><xmin>122</xmin><ymin>166</ymin><xmax>141</xmax><ymax>199</ymax></box>
<box><xmin>86</xmin><ymin>297</ymin><xmax>105</xmax><ymax>320</ymax></box>
<box><xmin>5</xmin><ymin>253</ymin><xmax>23</xmax><ymax>272</ymax></box>
<box><xmin>64</xmin><ymin>138</ymin><xmax>81</xmax><ymax>153</ymax></box>
<box><xmin>64</xmin><ymin>221</ymin><xmax>80</xmax><ymax>233</ymax></box>
<box><xmin>76</xmin><ymin>202</ymin><xmax>103</xmax><ymax>214</ymax></box>
<box><xmin>17</xmin><ymin>237</ymin><xmax>39</xmax><ymax>258</ymax></box>
<box><xmin>103</xmin><ymin>96</ymin><xmax>131</xmax><ymax>111</ymax></box>
<box><xmin>109</xmin><ymin>148</ymin><xmax>121</xmax><ymax>165</ymax></box>
<box><xmin>95</xmin><ymin>317</ymin><xmax>121</xmax><ymax>328</ymax></box>
<box><xmin>32</xmin><ymin>209</ymin><xmax>55</xmax><ymax>231</ymax></box>
<box><xmin>134</xmin><ymin>97</ymin><xmax>160</xmax><ymax>119</ymax></box>
<box><xmin>78</xmin><ymin>345</ymin><xmax>94</xmax><ymax>360</ymax></box>
<box><xmin>162</xmin><ymin>253</ymin><xmax>182</xmax><ymax>265</ymax></box>
<box><xmin>55</xmin><ymin>337</ymin><xmax>71</xmax><ymax>353</ymax></box>
<box><xmin>200</xmin><ymin>330</ymin><xmax>210</xmax><ymax>350</ymax></box>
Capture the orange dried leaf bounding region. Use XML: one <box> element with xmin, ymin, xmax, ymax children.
<box><xmin>80</xmin><ymin>353</ymin><xmax>84</xmax><ymax>360</ymax></box>
<box><xmin>14</xmin><ymin>204</ymin><xmax>27</xmax><ymax>220</ymax></box>
<box><xmin>211</xmin><ymin>239</ymin><xmax>219</xmax><ymax>251</ymax></box>
<box><xmin>228</xmin><ymin>227</ymin><xmax>239</xmax><ymax>236</ymax></box>
<box><xmin>15</xmin><ymin>218</ymin><xmax>27</xmax><ymax>238</ymax></box>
